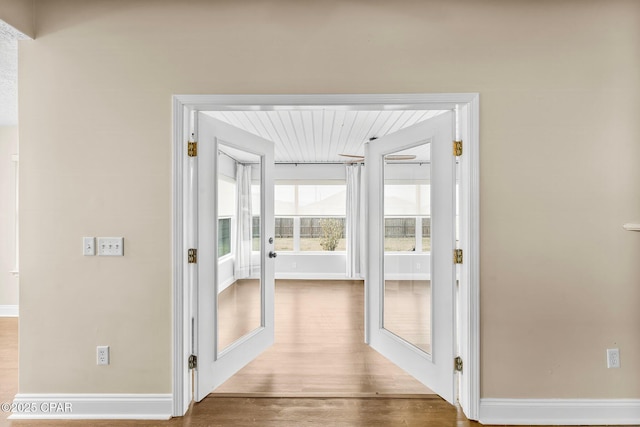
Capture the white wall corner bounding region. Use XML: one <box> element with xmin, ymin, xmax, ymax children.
<box><xmin>479</xmin><ymin>398</ymin><xmax>640</xmax><ymax>425</ymax></box>
<box><xmin>9</xmin><ymin>394</ymin><xmax>173</xmax><ymax>420</ymax></box>
<box><xmin>0</xmin><ymin>305</ymin><xmax>18</xmax><ymax>317</ymax></box>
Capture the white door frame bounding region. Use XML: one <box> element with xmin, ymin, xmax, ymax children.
<box><xmin>171</xmin><ymin>93</ymin><xmax>480</xmax><ymax>420</ymax></box>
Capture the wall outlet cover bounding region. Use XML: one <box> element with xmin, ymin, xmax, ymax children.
<box><xmin>97</xmin><ymin>345</ymin><xmax>110</xmax><ymax>365</ymax></box>
<box><xmin>607</xmin><ymin>348</ymin><xmax>620</xmax><ymax>369</ymax></box>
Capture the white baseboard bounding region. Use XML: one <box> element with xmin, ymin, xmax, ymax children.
<box><xmin>0</xmin><ymin>305</ymin><xmax>18</xmax><ymax>317</ymax></box>
<box><xmin>479</xmin><ymin>398</ymin><xmax>640</xmax><ymax>425</ymax></box>
<box><xmin>9</xmin><ymin>394</ymin><xmax>172</xmax><ymax>420</ymax></box>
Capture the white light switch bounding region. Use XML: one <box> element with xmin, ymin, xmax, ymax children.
<box><xmin>97</xmin><ymin>237</ymin><xmax>124</xmax><ymax>256</ymax></box>
<box><xmin>83</xmin><ymin>237</ymin><xmax>95</xmax><ymax>256</ymax></box>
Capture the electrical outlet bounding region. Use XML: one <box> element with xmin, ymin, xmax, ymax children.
<box><xmin>292</xmin><ymin>262</ymin><xmax>297</xmax><ymax>269</ymax></box>
<box><xmin>416</xmin><ymin>263</ymin><xmax>421</xmax><ymax>270</ymax></box>
<box><xmin>97</xmin><ymin>346</ymin><xmax>110</xmax><ymax>365</ymax></box>
<box><xmin>83</xmin><ymin>237</ymin><xmax>95</xmax><ymax>256</ymax></box>
<box><xmin>97</xmin><ymin>237</ymin><xmax>124</xmax><ymax>256</ymax></box>
<box><xmin>607</xmin><ymin>348</ymin><xmax>620</xmax><ymax>368</ymax></box>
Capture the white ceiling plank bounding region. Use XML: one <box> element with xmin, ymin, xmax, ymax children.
<box><xmin>237</xmin><ymin>111</ymin><xmax>261</xmax><ymax>136</ymax></box>
<box><xmin>288</xmin><ymin>111</ymin><xmax>310</xmax><ymax>162</ymax></box>
<box><xmin>338</xmin><ymin>111</ymin><xmax>359</xmax><ymax>159</ymax></box>
<box><xmin>367</xmin><ymin>111</ymin><xmax>394</xmax><ymax>140</ymax></box>
<box><xmin>328</xmin><ymin>110</ymin><xmax>347</xmax><ymax>162</ymax></box>
<box><xmin>270</xmin><ymin>111</ymin><xmax>298</xmax><ymax>163</ymax></box>
<box><xmin>374</xmin><ymin>110</ymin><xmax>405</xmax><ymax>141</ymax></box>
<box><xmin>387</xmin><ymin>110</ymin><xmax>415</xmax><ymax>134</ymax></box>
<box><xmin>321</xmin><ymin>109</ymin><xmax>335</xmax><ymax>161</ymax></box>
<box><xmin>219</xmin><ymin>111</ymin><xmax>244</xmax><ymax>131</ymax></box>
<box><xmin>259</xmin><ymin>112</ymin><xmax>294</xmax><ymax>163</ymax></box>
<box><xmin>300</xmin><ymin>111</ymin><xmax>315</xmax><ymax>161</ymax></box>
<box><xmin>403</xmin><ymin>110</ymin><xmax>428</xmax><ymax>128</ymax></box>
<box><xmin>245</xmin><ymin>112</ymin><xmax>269</xmax><ymax>140</ymax></box>
<box><xmin>202</xmin><ymin>109</ymin><xmax>448</xmax><ymax>163</ymax></box>
<box><xmin>312</xmin><ymin>110</ymin><xmax>324</xmax><ymax>162</ymax></box>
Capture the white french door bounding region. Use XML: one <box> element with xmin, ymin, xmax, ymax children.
<box><xmin>365</xmin><ymin>111</ymin><xmax>457</xmax><ymax>403</ymax></box>
<box><xmin>193</xmin><ymin>113</ymin><xmax>275</xmax><ymax>401</ymax></box>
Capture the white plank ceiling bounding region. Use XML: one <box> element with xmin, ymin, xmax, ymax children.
<box><xmin>204</xmin><ymin>110</ymin><xmax>446</xmax><ymax>163</ymax></box>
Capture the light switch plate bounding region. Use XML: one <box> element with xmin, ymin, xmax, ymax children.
<box><xmin>83</xmin><ymin>237</ymin><xmax>95</xmax><ymax>256</ymax></box>
<box><xmin>97</xmin><ymin>237</ymin><xmax>124</xmax><ymax>256</ymax></box>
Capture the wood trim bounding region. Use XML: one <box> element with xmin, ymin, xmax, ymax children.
<box><xmin>9</xmin><ymin>394</ymin><xmax>172</xmax><ymax>420</ymax></box>
<box><xmin>479</xmin><ymin>398</ymin><xmax>640</xmax><ymax>425</ymax></box>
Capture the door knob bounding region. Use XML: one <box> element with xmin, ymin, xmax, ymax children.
<box><xmin>269</xmin><ymin>251</ymin><xmax>277</xmax><ymax>258</ymax></box>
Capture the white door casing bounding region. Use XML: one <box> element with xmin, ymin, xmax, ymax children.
<box><xmin>194</xmin><ymin>113</ymin><xmax>275</xmax><ymax>401</ymax></box>
<box><xmin>173</xmin><ymin>94</ymin><xmax>480</xmax><ymax>420</ymax></box>
<box><xmin>365</xmin><ymin>111</ymin><xmax>456</xmax><ymax>403</ymax></box>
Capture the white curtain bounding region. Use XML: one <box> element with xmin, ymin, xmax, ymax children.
<box><xmin>346</xmin><ymin>163</ymin><xmax>366</xmax><ymax>278</ymax></box>
<box><xmin>234</xmin><ymin>163</ymin><xmax>253</xmax><ymax>279</ymax></box>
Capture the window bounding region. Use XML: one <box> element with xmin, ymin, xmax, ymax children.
<box><xmin>274</xmin><ymin>217</ymin><xmax>294</xmax><ymax>251</ymax></box>
<box><xmin>384</xmin><ymin>217</ymin><xmax>416</xmax><ymax>251</ymax></box>
<box><xmin>384</xmin><ymin>183</ymin><xmax>431</xmax><ymax>253</ymax></box>
<box><xmin>300</xmin><ymin>217</ymin><xmax>346</xmax><ymax>251</ymax></box>
<box><xmin>274</xmin><ymin>183</ymin><xmax>346</xmax><ymax>252</ymax></box>
<box><xmin>218</xmin><ymin>218</ymin><xmax>231</xmax><ymax>257</ymax></box>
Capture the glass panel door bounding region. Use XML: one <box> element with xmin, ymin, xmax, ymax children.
<box><xmin>365</xmin><ymin>111</ymin><xmax>456</xmax><ymax>404</ymax></box>
<box><xmin>216</xmin><ymin>144</ymin><xmax>263</xmax><ymax>354</ymax></box>
<box><xmin>195</xmin><ymin>113</ymin><xmax>275</xmax><ymax>401</ymax></box>
<box><xmin>383</xmin><ymin>143</ymin><xmax>432</xmax><ymax>354</ymax></box>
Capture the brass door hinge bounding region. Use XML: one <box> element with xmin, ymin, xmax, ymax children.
<box><xmin>188</xmin><ymin>141</ymin><xmax>198</xmax><ymax>157</ymax></box>
<box><xmin>454</xmin><ymin>356</ymin><xmax>463</xmax><ymax>372</ymax></box>
<box><xmin>188</xmin><ymin>248</ymin><xmax>197</xmax><ymax>264</ymax></box>
<box><xmin>454</xmin><ymin>249</ymin><xmax>463</xmax><ymax>264</ymax></box>
<box><xmin>453</xmin><ymin>140</ymin><xmax>463</xmax><ymax>156</ymax></box>
<box><xmin>188</xmin><ymin>354</ymin><xmax>198</xmax><ymax>370</ymax></box>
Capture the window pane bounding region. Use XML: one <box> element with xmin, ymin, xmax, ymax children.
<box><xmin>252</xmin><ymin>216</ymin><xmax>260</xmax><ymax>251</ymax></box>
<box><xmin>275</xmin><ymin>185</ymin><xmax>296</xmax><ymax>215</ymax></box>
<box><xmin>300</xmin><ymin>217</ymin><xmax>346</xmax><ymax>251</ymax></box>
<box><xmin>384</xmin><ymin>218</ymin><xmax>416</xmax><ymax>252</ymax></box>
<box><xmin>218</xmin><ymin>176</ymin><xmax>236</xmax><ymax>217</ymax></box>
<box><xmin>218</xmin><ymin>218</ymin><xmax>231</xmax><ymax>257</ymax></box>
<box><xmin>421</xmin><ymin>216</ymin><xmax>431</xmax><ymax>252</ymax></box>
<box><xmin>384</xmin><ymin>143</ymin><xmax>432</xmax><ymax>355</ymax></box>
<box><xmin>296</xmin><ymin>185</ymin><xmax>346</xmax><ymax>216</ymax></box>
<box><xmin>274</xmin><ymin>217</ymin><xmax>294</xmax><ymax>251</ymax></box>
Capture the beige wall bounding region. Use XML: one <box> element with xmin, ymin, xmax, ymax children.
<box><xmin>0</xmin><ymin>0</ymin><xmax>34</xmax><ymax>38</ymax></box>
<box><xmin>0</xmin><ymin>126</ymin><xmax>18</xmax><ymax>308</ymax></box>
<box><xmin>19</xmin><ymin>0</ymin><xmax>640</xmax><ymax>397</ymax></box>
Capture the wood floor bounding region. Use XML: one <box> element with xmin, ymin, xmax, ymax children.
<box><xmin>0</xmin><ymin>281</ymin><xmax>550</xmax><ymax>426</ymax></box>
<box><xmin>215</xmin><ymin>279</ymin><xmax>433</xmax><ymax>396</ymax></box>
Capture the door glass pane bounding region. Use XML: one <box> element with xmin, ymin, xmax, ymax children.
<box><xmin>217</xmin><ymin>143</ymin><xmax>263</xmax><ymax>354</ymax></box>
<box><xmin>383</xmin><ymin>143</ymin><xmax>432</xmax><ymax>354</ymax></box>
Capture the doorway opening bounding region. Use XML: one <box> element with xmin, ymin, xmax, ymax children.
<box><xmin>172</xmin><ymin>94</ymin><xmax>480</xmax><ymax>421</ymax></box>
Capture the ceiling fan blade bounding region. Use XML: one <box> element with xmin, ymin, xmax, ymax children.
<box><xmin>385</xmin><ymin>154</ymin><xmax>417</xmax><ymax>161</ymax></box>
<box><xmin>339</xmin><ymin>153</ymin><xmax>365</xmax><ymax>159</ymax></box>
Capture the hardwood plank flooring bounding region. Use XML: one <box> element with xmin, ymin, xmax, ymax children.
<box><xmin>215</xmin><ymin>280</ymin><xmax>434</xmax><ymax>396</ymax></box>
<box><xmin>384</xmin><ymin>280</ymin><xmax>431</xmax><ymax>354</ymax></box>
<box><xmin>0</xmin><ymin>318</ymin><xmax>18</xmax><ymax>427</ymax></box>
